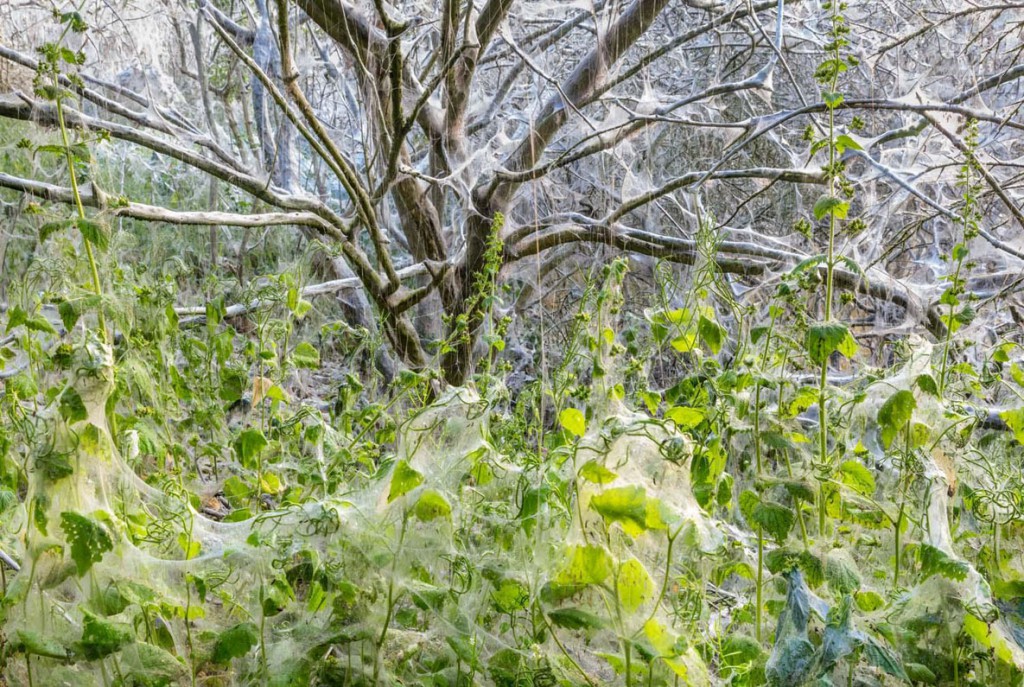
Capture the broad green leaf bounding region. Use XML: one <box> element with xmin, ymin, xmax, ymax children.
<box><xmin>698</xmin><ymin>315</ymin><xmax>725</xmax><ymax>354</ymax></box>
<box><xmin>387</xmin><ymin>460</ymin><xmax>423</xmax><ymax>503</ymax></box>
<box><xmin>854</xmin><ymin>590</ymin><xmax>885</xmax><ymax>612</ymax></box>
<box><xmin>915</xmin><ymin>373</ymin><xmax>939</xmax><ymax>396</ymax></box>
<box><xmin>738</xmin><ymin>489</ymin><xmax>760</xmax><ymax>524</ymax></box>
<box><xmin>291</xmin><ymin>341</ymin><xmax>320</xmax><ymax>368</ymax></box>
<box><xmin>861</xmin><ymin>636</ymin><xmax>908</xmax><ymax>681</ymax></box>
<box><xmin>805</xmin><ymin>322</ymin><xmax>856</xmax><ymax>365</ymax></box>
<box><xmin>964</xmin><ymin>613</ymin><xmax>1018</xmax><ymax>666</ymax></box>
<box><xmin>822</xmin><ymin>90</ymin><xmax>845</xmax><ymax>108</ymax></box>
<box><xmin>835</xmin><ymin>134</ymin><xmax>863</xmax><ymax>152</ymax></box>
<box><xmin>589</xmin><ymin>485</ymin><xmax>648</xmax><ymax>536</ymax></box>
<box><xmin>413</xmin><ymin>489</ymin><xmax>451</xmax><ymax>521</ymax></box>
<box><xmin>559</xmin><ymin>408</ymin><xmax>586</xmax><ymax>437</ymax></box>
<box><xmin>579</xmin><ymin>460</ymin><xmax>617</xmax><ymax>485</ymax></box>
<box><xmin>839</xmin><ymin>460</ymin><xmax>875</xmax><ymax>496</ymax></box>
<box><xmin>77</xmin><ymin>610</ymin><xmax>133</xmax><ymax>660</ymax></box>
<box><xmin>76</xmin><ymin>218</ymin><xmax>110</xmax><ymax>251</ymax></box>
<box><xmin>825</xmin><ymin>550</ymin><xmax>861</xmax><ymax>594</ymax></box>
<box><xmin>39</xmin><ymin>218</ymin><xmax>75</xmax><ymax>242</ymax></box>
<box><xmin>766</xmin><ymin>636</ymin><xmax>816</xmax><ymax>687</ymax></box>
<box><xmin>212</xmin><ymin>622</ymin><xmax>259</xmax><ymax>664</ymax></box>
<box><xmin>878</xmin><ymin>390</ymin><xmax>916</xmax><ymax>448</ymax></box>
<box><xmin>918</xmin><ymin>543</ymin><xmax>969</xmax><ymax>582</ymax></box>
<box><xmin>721</xmin><ymin>634</ymin><xmax>763</xmax><ymax>672</ymax></box>
<box><xmin>670</xmin><ymin>332</ymin><xmax>698</xmax><ymax>353</ymax></box>
<box><xmin>554</xmin><ymin>544</ymin><xmax>612</xmax><ymax>589</ymax></box>
<box><xmin>234</xmin><ymin>428</ymin><xmax>268</xmax><ymax>467</ymax></box>
<box><xmin>491</xmin><ymin>579</ymin><xmax>529</xmax><ymax>613</ymax></box>
<box><xmin>1000</xmin><ymin>407</ymin><xmax>1024</xmax><ymax>444</ymax></box>
<box><xmin>813</xmin><ymin>196</ymin><xmax>850</xmax><ymax>221</ymax></box>
<box><xmin>905</xmin><ymin>663</ymin><xmax>937</xmax><ymax>684</ymax></box>
<box><xmin>61</xmin><ymin>511</ymin><xmax>113</xmax><ymax>576</ymax></box>
<box><xmin>15</xmin><ymin>630</ymin><xmax>68</xmax><ymax>659</ymax></box>
<box><xmin>664</xmin><ymin>406</ymin><xmax>705</xmax><ymax>430</ymax></box>
<box><xmin>616</xmin><ymin>558</ymin><xmax>654</xmax><ymax>613</ymax></box>
<box><xmin>753</xmin><ymin>501</ymin><xmax>794</xmax><ymax>543</ymax></box>
<box><xmin>120</xmin><ymin>643</ymin><xmax>187</xmax><ymax>684</ymax></box>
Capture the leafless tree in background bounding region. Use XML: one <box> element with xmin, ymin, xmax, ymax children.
<box><xmin>1</xmin><ymin>0</ymin><xmax>1022</xmax><ymax>384</ymax></box>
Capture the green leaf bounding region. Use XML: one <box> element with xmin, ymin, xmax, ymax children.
<box><xmin>211</xmin><ymin>622</ymin><xmax>259</xmax><ymax>664</ymax></box>
<box><xmin>813</xmin><ymin>196</ymin><xmax>849</xmax><ymax>221</ymax></box>
<box><xmin>753</xmin><ymin>501</ymin><xmax>794</xmax><ymax>543</ymax></box>
<box><xmin>839</xmin><ymin>460</ymin><xmax>875</xmax><ymax>497</ymax></box>
<box><xmin>58</xmin><ymin>299</ymin><xmax>81</xmax><ymax>331</ymax></box>
<box><xmin>291</xmin><ymin>341</ymin><xmax>320</xmax><ymax>368</ymax></box>
<box><xmin>60</xmin><ymin>511</ymin><xmax>113</xmax><ymax>576</ymax></box>
<box><xmin>559</xmin><ymin>408</ymin><xmax>586</xmax><ymax>437</ymax></box>
<box><xmin>554</xmin><ymin>544</ymin><xmax>612</xmax><ymax>589</ymax></box>
<box><xmin>918</xmin><ymin>543</ymin><xmax>969</xmax><ymax>582</ymax></box>
<box><xmin>548</xmin><ymin>608</ymin><xmax>605</xmax><ymax>630</ymax></box>
<box><xmin>39</xmin><ymin>218</ymin><xmax>75</xmax><ymax>242</ymax></box>
<box><xmin>878</xmin><ymin>390</ymin><xmax>916</xmax><ymax>448</ymax></box>
<box><xmin>854</xmin><ymin>590</ymin><xmax>885</xmax><ymax>612</ymax></box>
<box><xmin>579</xmin><ymin>460</ymin><xmax>617</xmax><ymax>485</ymax></box>
<box><xmin>76</xmin><ymin>218</ymin><xmax>110</xmax><ymax>251</ymax></box>
<box><xmin>861</xmin><ymin>636</ymin><xmax>908</xmax><ymax>681</ymax></box>
<box><xmin>491</xmin><ymin>579</ymin><xmax>529</xmax><ymax>613</ymax></box>
<box><xmin>915</xmin><ymin>373</ymin><xmax>939</xmax><ymax>396</ymax></box>
<box><xmin>738</xmin><ymin>489</ymin><xmax>760</xmax><ymax>523</ymax></box>
<box><xmin>177</xmin><ymin>534</ymin><xmax>201</xmax><ymax>560</ymax></box>
<box><xmin>670</xmin><ymin>332</ymin><xmax>698</xmax><ymax>353</ymax></box>
<box><xmin>999</xmin><ymin>407</ymin><xmax>1024</xmax><ymax>445</ymax></box>
<box><xmin>234</xmin><ymin>428</ymin><xmax>268</xmax><ymax>467</ymax></box>
<box><xmin>616</xmin><ymin>558</ymin><xmax>655</xmax><ymax>613</ymax></box>
<box><xmin>24</xmin><ymin>312</ymin><xmax>57</xmax><ymax>335</ymax></box>
<box><xmin>262</xmin><ymin>577</ymin><xmax>294</xmax><ymax>617</ymax></box>
<box><xmin>387</xmin><ymin>460</ymin><xmax>423</xmax><ymax>503</ymax></box>
<box><xmin>15</xmin><ymin>630</ymin><xmax>69</xmax><ymax>659</ymax></box>
<box><xmin>721</xmin><ymin>634</ymin><xmax>764</xmax><ymax>671</ymax></box>
<box><xmin>822</xmin><ymin>90</ymin><xmax>845</xmax><ymax>108</ymax></box>
<box><xmin>413</xmin><ymin>489</ymin><xmax>451</xmax><ymax>521</ymax></box>
<box><xmin>664</xmin><ymin>406</ymin><xmax>705</xmax><ymax>430</ymax></box>
<box><xmin>698</xmin><ymin>315</ymin><xmax>725</xmax><ymax>354</ymax></box>
<box><xmin>120</xmin><ymin>643</ymin><xmax>187</xmax><ymax>684</ymax></box>
<box><xmin>805</xmin><ymin>322</ymin><xmax>856</xmax><ymax>364</ymax></box>
<box><xmin>36</xmin><ymin>451</ymin><xmax>74</xmax><ymax>482</ymax></box>
<box><xmin>766</xmin><ymin>636</ymin><xmax>816</xmax><ymax>687</ymax></box>
<box><xmin>589</xmin><ymin>485</ymin><xmax>649</xmax><ymax>536</ymax></box>
<box><xmin>77</xmin><ymin>610</ymin><xmax>133</xmax><ymax>660</ymax></box>
<box><xmin>905</xmin><ymin>663</ymin><xmax>937</xmax><ymax>684</ymax></box>
<box><xmin>825</xmin><ymin>550</ymin><xmax>861</xmax><ymax>594</ymax></box>
<box><xmin>835</xmin><ymin>134</ymin><xmax>863</xmax><ymax>152</ymax></box>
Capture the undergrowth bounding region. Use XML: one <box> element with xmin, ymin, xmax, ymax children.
<box><xmin>3</xmin><ymin>5</ymin><xmax>1024</xmax><ymax>687</ymax></box>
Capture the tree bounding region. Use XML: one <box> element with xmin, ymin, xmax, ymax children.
<box><xmin>1</xmin><ymin>0</ymin><xmax>1022</xmax><ymax>385</ymax></box>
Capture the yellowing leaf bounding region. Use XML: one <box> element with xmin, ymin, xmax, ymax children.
<box><xmin>616</xmin><ymin>558</ymin><xmax>654</xmax><ymax>613</ymax></box>
<box><xmin>252</xmin><ymin>376</ymin><xmax>274</xmax><ymax>404</ymax></box>
<box><xmin>559</xmin><ymin>408</ymin><xmax>586</xmax><ymax>437</ymax></box>
<box><xmin>387</xmin><ymin>460</ymin><xmax>423</xmax><ymax>503</ymax></box>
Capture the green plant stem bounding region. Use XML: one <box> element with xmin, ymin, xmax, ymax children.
<box><xmin>937</xmin><ymin>252</ymin><xmax>965</xmax><ymax>397</ymax></box>
<box><xmin>756</xmin><ymin>525</ymin><xmax>764</xmax><ymax>643</ymax></box>
<box><xmin>894</xmin><ymin>503</ymin><xmax>903</xmax><ymax>588</ymax></box>
<box><xmin>375</xmin><ymin>515</ymin><xmax>408</xmax><ymax>685</ymax></box>
<box><xmin>54</xmin><ymin>91</ymin><xmax>107</xmax><ymax>341</ymax></box>
<box><xmin>817</xmin><ymin>0</ymin><xmax>842</xmax><ymax>541</ymax></box>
